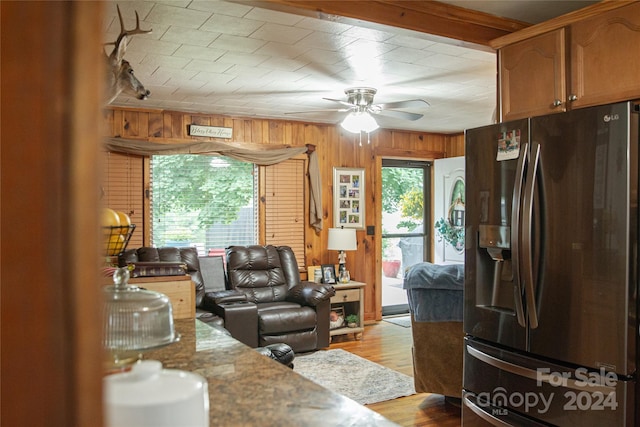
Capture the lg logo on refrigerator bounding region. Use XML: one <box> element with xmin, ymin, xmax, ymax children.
<box><xmin>603</xmin><ymin>114</ymin><xmax>620</xmax><ymax>122</ymax></box>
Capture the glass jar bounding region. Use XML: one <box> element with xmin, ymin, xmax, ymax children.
<box><xmin>338</xmin><ymin>270</ymin><xmax>350</xmax><ymax>283</ymax></box>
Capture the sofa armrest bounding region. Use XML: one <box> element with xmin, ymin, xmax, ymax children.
<box><xmin>200</xmin><ymin>290</ymin><xmax>257</xmax><ymax>347</ymax></box>
<box><xmin>286</xmin><ymin>281</ymin><xmax>336</xmax><ymax>307</ymax></box>
<box><xmin>202</xmin><ymin>289</ymin><xmax>247</xmax><ymax>311</ymax></box>
<box><xmin>214</xmin><ymin>301</ymin><xmax>259</xmax><ymax>348</ymax></box>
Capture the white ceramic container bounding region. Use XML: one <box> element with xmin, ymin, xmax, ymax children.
<box><xmin>104</xmin><ymin>360</ymin><xmax>209</xmax><ymax>427</ymax></box>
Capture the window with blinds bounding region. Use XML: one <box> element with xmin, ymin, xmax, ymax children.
<box><xmin>102</xmin><ymin>153</ymin><xmax>307</xmax><ymax>265</ymax></box>
<box><xmin>101</xmin><ymin>151</ymin><xmax>144</xmax><ymax>249</ymax></box>
<box><xmin>150</xmin><ymin>155</ymin><xmax>258</xmax><ymax>256</ymax></box>
<box><xmin>263</xmin><ymin>158</ymin><xmax>306</xmax><ymax>268</ymax></box>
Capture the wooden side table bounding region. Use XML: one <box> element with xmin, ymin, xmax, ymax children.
<box><xmin>329</xmin><ymin>281</ymin><xmax>365</xmax><ymax>341</ymax></box>
<box><xmin>129</xmin><ymin>275</ymin><xmax>195</xmax><ymax>320</ymax></box>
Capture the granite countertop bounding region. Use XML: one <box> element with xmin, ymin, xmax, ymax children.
<box><xmin>144</xmin><ymin>319</ymin><xmax>398</xmax><ymax>427</ymax></box>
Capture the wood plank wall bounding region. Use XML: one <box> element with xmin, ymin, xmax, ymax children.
<box><xmin>103</xmin><ymin>106</ymin><xmax>465</xmax><ymax>321</ymax></box>
<box><xmin>2</xmin><ymin>3</ymin><xmax>105</xmax><ymax>426</ymax></box>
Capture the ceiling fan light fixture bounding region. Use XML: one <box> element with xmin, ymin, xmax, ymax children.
<box><xmin>341</xmin><ymin>111</ymin><xmax>379</xmax><ymax>134</ymax></box>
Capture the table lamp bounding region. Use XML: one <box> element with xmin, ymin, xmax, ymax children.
<box><xmin>327</xmin><ymin>227</ymin><xmax>357</xmax><ymax>274</ymax></box>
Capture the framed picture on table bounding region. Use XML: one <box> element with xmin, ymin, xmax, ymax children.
<box><xmin>333</xmin><ymin>167</ymin><xmax>365</xmax><ymax>229</ymax></box>
<box><xmin>321</xmin><ymin>264</ymin><xmax>337</xmax><ymax>284</ymax></box>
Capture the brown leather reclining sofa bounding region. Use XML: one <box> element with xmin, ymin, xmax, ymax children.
<box><xmin>118</xmin><ymin>245</ymin><xmax>335</xmax><ymax>354</ymax></box>
<box><xmin>220</xmin><ymin>245</ymin><xmax>335</xmax><ymax>353</ymax></box>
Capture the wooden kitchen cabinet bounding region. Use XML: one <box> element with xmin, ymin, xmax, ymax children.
<box><xmin>497</xmin><ymin>2</ymin><xmax>640</xmax><ymax>121</ymax></box>
<box><xmin>569</xmin><ymin>2</ymin><xmax>640</xmax><ymax>109</ymax></box>
<box><xmin>499</xmin><ymin>28</ymin><xmax>566</xmax><ymax>121</ymax></box>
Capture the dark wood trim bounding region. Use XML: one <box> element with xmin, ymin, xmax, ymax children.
<box><xmin>255</xmin><ymin>0</ymin><xmax>529</xmax><ymax>47</ymax></box>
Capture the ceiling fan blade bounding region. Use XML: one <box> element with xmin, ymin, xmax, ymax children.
<box><xmin>375</xmin><ymin>99</ymin><xmax>430</xmax><ymax>110</ymax></box>
<box><xmin>372</xmin><ymin>109</ymin><xmax>424</xmax><ymax>121</ymax></box>
<box><xmin>285</xmin><ymin>108</ymin><xmax>350</xmax><ymax>115</ymax></box>
<box><xmin>322</xmin><ymin>97</ymin><xmax>356</xmax><ymax>108</ymax></box>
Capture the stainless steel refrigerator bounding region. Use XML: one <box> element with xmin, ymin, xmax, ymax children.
<box><xmin>463</xmin><ymin>101</ymin><xmax>639</xmax><ymax>426</ymax></box>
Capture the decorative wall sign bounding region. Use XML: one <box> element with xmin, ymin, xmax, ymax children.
<box><xmin>333</xmin><ymin>167</ymin><xmax>365</xmax><ymax>229</ymax></box>
<box><xmin>188</xmin><ymin>124</ymin><xmax>233</xmax><ymax>139</ymax></box>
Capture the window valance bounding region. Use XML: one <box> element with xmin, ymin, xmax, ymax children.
<box><xmin>104</xmin><ymin>137</ymin><xmax>323</xmax><ymax>232</ymax></box>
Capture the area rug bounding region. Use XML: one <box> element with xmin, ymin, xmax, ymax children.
<box><xmin>383</xmin><ymin>315</ymin><xmax>412</xmax><ymax>328</ymax></box>
<box><xmin>294</xmin><ymin>349</ymin><xmax>416</xmax><ymax>405</ymax></box>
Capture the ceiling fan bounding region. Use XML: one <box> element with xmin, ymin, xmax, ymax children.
<box><xmin>288</xmin><ymin>87</ymin><xmax>430</xmax><ymax>133</ymax></box>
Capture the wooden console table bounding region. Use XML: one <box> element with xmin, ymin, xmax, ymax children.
<box><xmin>129</xmin><ymin>275</ymin><xmax>195</xmax><ymax>319</ymax></box>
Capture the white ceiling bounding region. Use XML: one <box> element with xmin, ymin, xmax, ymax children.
<box><xmin>104</xmin><ymin>1</ymin><xmax>596</xmax><ymax>134</ymax></box>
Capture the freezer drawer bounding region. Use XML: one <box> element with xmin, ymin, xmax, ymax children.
<box><xmin>463</xmin><ymin>337</ymin><xmax>635</xmax><ymax>426</ymax></box>
<box><xmin>463</xmin><ymin>391</ymin><xmax>549</xmax><ymax>426</ymax></box>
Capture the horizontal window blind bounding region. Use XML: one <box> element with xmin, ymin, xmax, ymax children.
<box><xmin>263</xmin><ymin>159</ymin><xmax>306</xmax><ymax>267</ymax></box>
<box><xmin>104</xmin><ymin>153</ymin><xmax>307</xmax><ymax>266</ymax></box>
<box><xmin>150</xmin><ymin>155</ymin><xmax>257</xmax><ymax>256</ymax></box>
<box><xmin>101</xmin><ymin>151</ymin><xmax>144</xmax><ymax>250</ymax></box>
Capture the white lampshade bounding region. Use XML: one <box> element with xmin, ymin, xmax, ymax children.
<box><xmin>327</xmin><ymin>227</ymin><xmax>357</xmax><ymax>251</ymax></box>
<box><xmin>340</xmin><ymin>111</ymin><xmax>379</xmax><ymax>134</ymax></box>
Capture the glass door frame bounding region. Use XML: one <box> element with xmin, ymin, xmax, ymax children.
<box><xmin>379</xmin><ymin>158</ymin><xmax>432</xmax><ymax>316</ymax></box>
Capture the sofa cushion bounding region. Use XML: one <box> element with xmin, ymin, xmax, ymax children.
<box><xmin>179</xmin><ymin>247</ymin><xmax>200</xmax><ymax>272</ymax></box>
<box><xmin>137</xmin><ymin>247</ymin><xmax>161</xmax><ymax>262</ymax></box>
<box><xmin>226</xmin><ymin>245</ymin><xmax>289</xmax><ymax>303</ymax></box>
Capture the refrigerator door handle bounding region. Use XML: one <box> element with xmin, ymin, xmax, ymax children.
<box><xmin>464</xmin><ymin>395</ymin><xmax>512</xmax><ymax>426</ymax></box>
<box><xmin>467</xmin><ymin>345</ymin><xmax>616</xmax><ymax>394</ymax></box>
<box><xmin>522</xmin><ymin>142</ymin><xmax>540</xmax><ymax>329</ymax></box>
<box><xmin>511</xmin><ymin>142</ymin><xmax>528</xmax><ymax>328</ymax></box>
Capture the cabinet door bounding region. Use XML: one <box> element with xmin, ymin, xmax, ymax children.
<box><xmin>570</xmin><ymin>2</ymin><xmax>640</xmax><ymax>108</ymax></box>
<box><xmin>499</xmin><ymin>29</ymin><xmax>566</xmax><ymax>121</ymax></box>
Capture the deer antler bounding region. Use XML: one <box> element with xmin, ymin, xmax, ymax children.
<box><xmin>112</xmin><ymin>5</ymin><xmax>152</xmax><ymax>62</ymax></box>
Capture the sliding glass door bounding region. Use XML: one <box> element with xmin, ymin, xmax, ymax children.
<box><xmin>381</xmin><ymin>159</ymin><xmax>431</xmax><ymax>316</ymax></box>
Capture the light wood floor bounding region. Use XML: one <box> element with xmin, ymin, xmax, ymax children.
<box><xmin>329</xmin><ymin>319</ymin><xmax>462</xmax><ymax>427</ymax></box>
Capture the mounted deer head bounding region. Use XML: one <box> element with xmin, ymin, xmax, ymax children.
<box><xmin>105</xmin><ymin>5</ymin><xmax>152</xmax><ymax>104</ymax></box>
